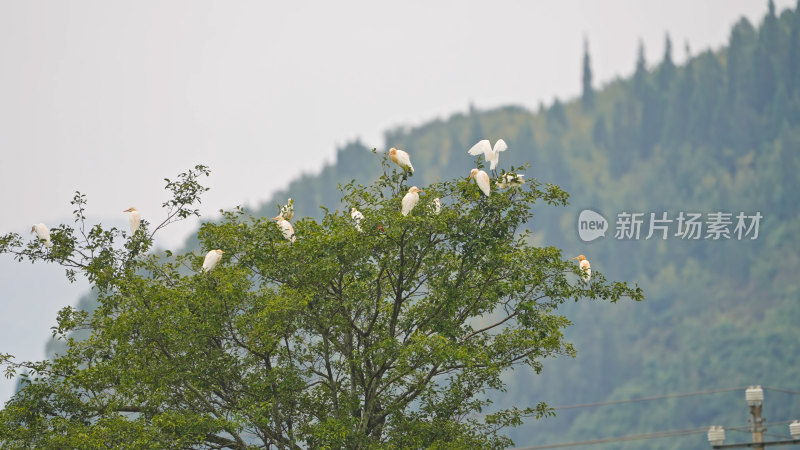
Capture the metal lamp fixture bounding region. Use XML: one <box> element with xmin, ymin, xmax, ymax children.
<box><xmin>708</xmin><ymin>425</ymin><xmax>725</xmax><ymax>446</ymax></box>
<box><xmin>745</xmin><ymin>385</ymin><xmax>763</xmax><ymax>407</ymax></box>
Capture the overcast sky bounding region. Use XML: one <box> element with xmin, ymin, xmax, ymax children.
<box><xmin>0</xmin><ymin>0</ymin><xmax>792</xmax><ymax>403</ymax></box>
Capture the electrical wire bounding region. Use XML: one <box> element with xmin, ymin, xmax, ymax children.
<box><xmin>763</xmin><ymin>386</ymin><xmax>800</xmax><ymax>396</ymax></box>
<box><xmin>516</xmin><ymin>388</ymin><xmax>800</xmax><ymax>449</ymax></box>
<box><xmin>514</xmin><ymin>426</ymin><xmax>710</xmax><ymax>449</ymax></box>
<box><xmin>552</xmin><ymin>386</ymin><xmax>747</xmax><ymax>410</ymax></box>
<box><xmin>515</xmin><ymin>424</ymin><xmax>791</xmax><ymax>449</ymax></box>
<box><xmin>549</xmin><ymin>385</ymin><xmax>800</xmax><ymax>411</ymax></box>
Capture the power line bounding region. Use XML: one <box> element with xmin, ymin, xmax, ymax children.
<box><xmin>763</xmin><ymin>386</ymin><xmax>800</xmax><ymax>396</ymax></box>
<box><xmin>520</xmin><ymin>387</ymin><xmax>800</xmax><ymax>449</ymax></box>
<box><xmin>515</xmin><ymin>426</ymin><xmax>710</xmax><ymax>449</ymax></box>
<box><xmin>549</xmin><ymin>386</ymin><xmax>800</xmax><ymax>411</ymax></box>
<box><xmin>515</xmin><ymin>420</ymin><xmax>799</xmax><ymax>449</ymax></box>
<box><xmin>552</xmin><ymin>386</ymin><xmax>747</xmax><ymax>410</ymax></box>
<box><xmin>726</xmin><ymin>427</ymin><xmax>793</xmax><ymax>441</ymax></box>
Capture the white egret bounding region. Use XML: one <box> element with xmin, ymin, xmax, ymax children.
<box><xmin>202</xmin><ymin>249</ymin><xmax>225</xmax><ymax>273</ymax></box>
<box><xmin>388</xmin><ymin>148</ymin><xmax>414</xmax><ymax>173</ymax></box>
<box><xmin>468</xmin><ymin>169</ymin><xmax>491</xmax><ymax>197</ymax></box>
<box><xmin>467</xmin><ymin>139</ymin><xmax>508</xmax><ymax>171</ymax></box>
<box><xmin>350</xmin><ymin>207</ymin><xmax>364</xmax><ymax>232</ymax></box>
<box><xmin>401</xmin><ymin>186</ymin><xmax>423</xmax><ymax>216</ymax></box>
<box><xmin>432</xmin><ymin>198</ymin><xmax>441</xmax><ymax>215</ymax></box>
<box><xmin>123</xmin><ymin>207</ymin><xmax>141</xmax><ymax>234</ymax></box>
<box><xmin>572</xmin><ymin>255</ymin><xmax>591</xmax><ymax>281</ymax></box>
<box><xmin>30</xmin><ymin>223</ymin><xmax>52</xmax><ymax>248</ymax></box>
<box><xmin>280</xmin><ymin>198</ymin><xmax>294</xmax><ymax>221</ymax></box>
<box><xmin>271</xmin><ymin>215</ymin><xmax>296</xmax><ymax>243</ymax></box>
<box><xmin>497</xmin><ymin>173</ymin><xmax>525</xmax><ymax>189</ymax></box>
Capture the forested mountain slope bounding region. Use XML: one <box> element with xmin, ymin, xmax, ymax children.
<box><xmin>37</xmin><ymin>1</ymin><xmax>800</xmax><ymax>447</ymax></box>
<box><xmin>248</xmin><ymin>2</ymin><xmax>800</xmax><ymax>447</ymax></box>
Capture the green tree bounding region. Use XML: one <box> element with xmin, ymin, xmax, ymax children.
<box><xmin>609</xmin><ymin>100</ymin><xmax>635</xmax><ymax>176</ymax></box>
<box><xmin>633</xmin><ymin>40</ymin><xmax>648</xmax><ymax>100</ymax></box>
<box><xmin>581</xmin><ymin>38</ymin><xmax>595</xmax><ymax>111</ymax></box>
<box><xmin>592</xmin><ymin>116</ymin><xmax>609</xmax><ymax>149</ymax></box>
<box><xmin>546</xmin><ymin>98</ymin><xmax>568</xmax><ymax>133</ymax></box>
<box><xmin>0</xmin><ymin>162</ymin><xmax>642</xmax><ymax>449</ymax></box>
<box><xmin>725</xmin><ymin>18</ymin><xmax>759</xmax><ymax>150</ymax></box>
<box><xmin>788</xmin><ymin>1</ymin><xmax>800</xmax><ymax>96</ymax></box>
<box><xmin>657</xmin><ymin>33</ymin><xmax>676</xmax><ymax>92</ymax></box>
<box><xmin>664</xmin><ymin>53</ymin><xmax>695</xmax><ymax>145</ymax></box>
<box><xmin>754</xmin><ymin>0</ymin><xmax>779</xmax><ymax>112</ymax></box>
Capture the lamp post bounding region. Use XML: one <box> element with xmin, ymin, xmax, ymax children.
<box><xmin>746</xmin><ymin>385</ymin><xmax>765</xmax><ymax>449</ymax></box>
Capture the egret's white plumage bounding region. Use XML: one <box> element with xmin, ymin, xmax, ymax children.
<box><xmin>388</xmin><ymin>148</ymin><xmax>414</xmax><ymax>173</ymax></box>
<box><xmin>272</xmin><ymin>215</ymin><xmax>296</xmax><ymax>243</ymax></box>
<box><xmin>123</xmin><ymin>207</ymin><xmax>141</xmax><ymax>234</ymax></box>
<box><xmin>468</xmin><ymin>169</ymin><xmax>491</xmax><ymax>197</ymax></box>
<box><xmin>572</xmin><ymin>255</ymin><xmax>591</xmax><ymax>281</ymax></box>
<box><xmin>30</xmin><ymin>223</ymin><xmax>52</xmax><ymax>248</ymax></box>
<box><xmin>497</xmin><ymin>173</ymin><xmax>525</xmax><ymax>189</ymax></box>
<box><xmin>203</xmin><ymin>249</ymin><xmax>224</xmax><ymax>273</ymax></box>
<box><xmin>432</xmin><ymin>198</ymin><xmax>441</xmax><ymax>215</ymax></box>
<box><xmin>350</xmin><ymin>208</ymin><xmax>364</xmax><ymax>232</ymax></box>
<box><xmin>401</xmin><ymin>186</ymin><xmax>423</xmax><ymax>216</ymax></box>
<box><xmin>467</xmin><ymin>139</ymin><xmax>508</xmax><ymax>170</ymax></box>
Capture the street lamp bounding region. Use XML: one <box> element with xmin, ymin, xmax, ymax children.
<box><xmin>708</xmin><ymin>426</ymin><xmax>725</xmax><ymax>446</ymax></box>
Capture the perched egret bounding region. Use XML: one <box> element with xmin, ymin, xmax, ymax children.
<box><xmin>123</xmin><ymin>207</ymin><xmax>141</xmax><ymax>234</ymax></box>
<box><xmin>401</xmin><ymin>186</ymin><xmax>423</xmax><ymax>216</ymax></box>
<box><xmin>432</xmin><ymin>198</ymin><xmax>442</xmax><ymax>215</ymax></box>
<box><xmin>202</xmin><ymin>249</ymin><xmax>225</xmax><ymax>273</ymax></box>
<box><xmin>468</xmin><ymin>139</ymin><xmax>508</xmax><ymax>171</ymax></box>
<box><xmin>497</xmin><ymin>172</ymin><xmax>525</xmax><ymax>189</ymax></box>
<box><xmin>271</xmin><ymin>215</ymin><xmax>296</xmax><ymax>243</ymax></box>
<box><xmin>388</xmin><ymin>148</ymin><xmax>414</xmax><ymax>173</ymax></box>
<box><xmin>280</xmin><ymin>198</ymin><xmax>294</xmax><ymax>221</ymax></box>
<box><xmin>350</xmin><ymin>207</ymin><xmax>364</xmax><ymax>232</ymax></box>
<box><xmin>30</xmin><ymin>223</ymin><xmax>52</xmax><ymax>248</ymax></box>
<box><xmin>468</xmin><ymin>169</ymin><xmax>491</xmax><ymax>197</ymax></box>
<box><xmin>572</xmin><ymin>255</ymin><xmax>591</xmax><ymax>281</ymax></box>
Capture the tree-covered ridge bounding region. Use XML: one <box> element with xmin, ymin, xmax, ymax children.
<box><xmin>249</xmin><ymin>1</ymin><xmax>800</xmax><ymax>447</ymax></box>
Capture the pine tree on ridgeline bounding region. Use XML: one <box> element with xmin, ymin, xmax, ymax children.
<box><xmin>582</xmin><ymin>38</ymin><xmax>595</xmax><ymax>111</ymax></box>
<box><xmin>657</xmin><ymin>33</ymin><xmax>676</xmax><ymax>92</ymax></box>
<box><xmin>633</xmin><ymin>40</ymin><xmax>647</xmax><ymax>101</ymax></box>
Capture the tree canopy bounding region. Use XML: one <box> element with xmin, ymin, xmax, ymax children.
<box><xmin>0</xmin><ymin>157</ymin><xmax>641</xmax><ymax>448</ymax></box>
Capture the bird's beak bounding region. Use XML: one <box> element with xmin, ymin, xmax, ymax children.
<box><xmin>572</xmin><ymin>256</ymin><xmax>579</xmax><ymax>260</ymax></box>
<box><xmin>467</xmin><ymin>174</ymin><xmax>473</xmax><ymax>180</ymax></box>
<box><xmin>270</xmin><ymin>216</ymin><xmax>279</xmax><ymax>221</ymax></box>
<box><xmin>418</xmin><ymin>190</ymin><xmax>424</xmax><ymax>194</ymax></box>
<box><xmin>30</xmin><ymin>227</ymin><xmax>35</xmax><ymax>234</ymax></box>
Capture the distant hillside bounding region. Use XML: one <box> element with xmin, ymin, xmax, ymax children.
<box><xmin>37</xmin><ymin>1</ymin><xmax>800</xmax><ymax>448</ymax></box>
<box><xmin>249</xmin><ymin>1</ymin><xmax>800</xmax><ymax>448</ymax></box>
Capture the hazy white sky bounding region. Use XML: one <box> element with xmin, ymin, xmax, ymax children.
<box><xmin>0</xmin><ymin>0</ymin><xmax>793</xmax><ymax>402</ymax></box>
